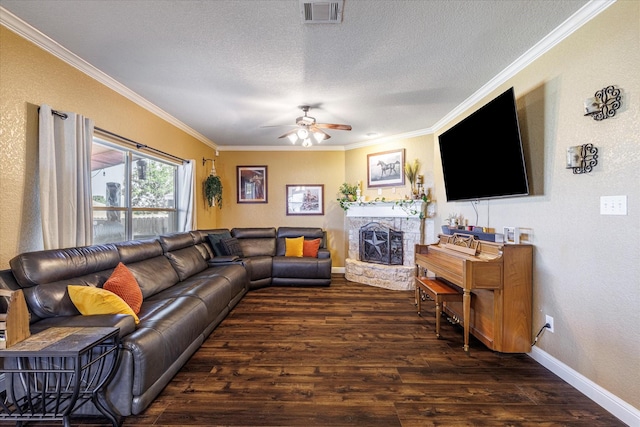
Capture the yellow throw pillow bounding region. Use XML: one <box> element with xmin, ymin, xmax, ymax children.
<box><xmin>68</xmin><ymin>285</ymin><xmax>139</xmax><ymax>324</ymax></box>
<box><xmin>285</xmin><ymin>236</ymin><xmax>304</xmax><ymax>257</ymax></box>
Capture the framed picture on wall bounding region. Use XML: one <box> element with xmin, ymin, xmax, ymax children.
<box><xmin>367</xmin><ymin>149</ymin><xmax>405</xmax><ymax>188</ymax></box>
<box><xmin>237</xmin><ymin>165</ymin><xmax>268</xmax><ymax>203</ymax></box>
<box><xmin>286</xmin><ymin>184</ymin><xmax>324</xmax><ymax>215</ymax></box>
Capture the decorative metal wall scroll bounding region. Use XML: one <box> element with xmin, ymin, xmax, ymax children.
<box><xmin>566</xmin><ymin>144</ymin><xmax>598</xmax><ymax>174</ymax></box>
<box><xmin>584</xmin><ymin>85</ymin><xmax>622</xmax><ymax>121</ymax></box>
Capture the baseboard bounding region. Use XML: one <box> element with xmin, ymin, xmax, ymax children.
<box><xmin>529</xmin><ymin>347</ymin><xmax>639</xmax><ymax>426</ymax></box>
<box><xmin>332</xmin><ymin>267</ymin><xmax>345</xmax><ymax>274</ymax></box>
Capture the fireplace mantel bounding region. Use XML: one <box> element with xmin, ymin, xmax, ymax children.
<box><xmin>345</xmin><ymin>200</ymin><xmax>425</xmax><ymax>218</ymax></box>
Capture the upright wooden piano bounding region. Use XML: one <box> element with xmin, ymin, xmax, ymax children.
<box><xmin>415</xmin><ymin>234</ymin><xmax>532</xmax><ymax>353</ymax></box>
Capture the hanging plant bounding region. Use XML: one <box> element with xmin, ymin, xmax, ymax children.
<box><xmin>204</xmin><ymin>174</ymin><xmax>223</xmax><ymax>208</ymax></box>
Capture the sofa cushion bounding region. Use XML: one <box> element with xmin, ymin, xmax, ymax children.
<box><xmin>276</xmin><ymin>227</ymin><xmax>325</xmax><ymax>256</ymax></box>
<box><xmin>158</xmin><ymin>232</ymin><xmax>196</xmax><ymax>252</ymax></box>
<box><xmin>125</xmin><ymin>256</ymin><xmax>179</xmax><ymax>299</ymax></box>
<box><xmin>116</xmin><ymin>239</ymin><xmax>163</xmax><ymax>264</ymax></box>
<box><xmin>285</xmin><ymin>237</ymin><xmax>304</xmax><ymax>257</ymax></box>
<box><xmin>272</xmin><ymin>256</ymin><xmax>327</xmax><ymax>279</ymax></box>
<box><xmin>231</xmin><ymin>228</ymin><xmax>277</xmax><ymax>257</ymax></box>
<box><xmin>22</xmin><ymin>270</ymin><xmax>114</xmax><ymax>320</ymax></box>
<box><xmin>164</xmin><ymin>246</ymin><xmax>208</xmax><ymax>281</ymax></box>
<box><xmin>10</xmin><ymin>244</ymin><xmax>119</xmax><ymax>288</ymax></box>
<box><xmin>220</xmin><ymin>237</ymin><xmax>244</xmax><ymax>257</ymax></box>
<box><xmin>68</xmin><ymin>285</ymin><xmax>139</xmax><ymax>324</ymax></box>
<box><xmin>303</xmin><ymin>238</ymin><xmax>322</xmax><ymax>258</ymax></box>
<box><xmin>103</xmin><ymin>262</ymin><xmax>143</xmax><ymax>313</ymax></box>
<box><xmin>126</xmin><ymin>296</ymin><xmax>209</xmax><ymax>395</ymax></box>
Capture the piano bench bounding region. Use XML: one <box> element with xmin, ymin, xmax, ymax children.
<box><xmin>415</xmin><ymin>277</ymin><xmax>463</xmax><ymax>338</ymax></box>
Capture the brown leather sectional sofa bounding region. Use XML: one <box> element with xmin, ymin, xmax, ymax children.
<box><xmin>0</xmin><ymin>227</ymin><xmax>331</xmax><ymax>416</ymax></box>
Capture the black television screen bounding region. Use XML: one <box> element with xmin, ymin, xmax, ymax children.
<box><xmin>438</xmin><ymin>87</ymin><xmax>529</xmax><ymax>202</ymax></box>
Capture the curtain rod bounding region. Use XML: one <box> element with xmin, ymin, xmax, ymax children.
<box><xmin>47</xmin><ymin>108</ymin><xmax>189</xmax><ymax>164</ymax></box>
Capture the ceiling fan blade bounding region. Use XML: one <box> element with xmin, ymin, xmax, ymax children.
<box><xmin>315</xmin><ymin>123</ymin><xmax>352</xmax><ymax>131</ymax></box>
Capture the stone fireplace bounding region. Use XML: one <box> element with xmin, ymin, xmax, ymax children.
<box><xmin>344</xmin><ymin>201</ymin><xmax>434</xmax><ymax>291</ymax></box>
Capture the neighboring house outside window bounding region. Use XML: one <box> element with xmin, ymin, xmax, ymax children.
<box><xmin>91</xmin><ymin>138</ymin><xmax>178</xmax><ymax>244</ymax></box>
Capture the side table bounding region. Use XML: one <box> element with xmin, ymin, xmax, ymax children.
<box><xmin>0</xmin><ymin>326</ymin><xmax>121</xmax><ymax>427</ymax></box>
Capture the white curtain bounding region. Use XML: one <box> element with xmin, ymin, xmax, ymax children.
<box><xmin>38</xmin><ymin>105</ymin><xmax>94</xmax><ymax>249</ymax></box>
<box><xmin>177</xmin><ymin>159</ymin><xmax>195</xmax><ymax>232</ymax></box>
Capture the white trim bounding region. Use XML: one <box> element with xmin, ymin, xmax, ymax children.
<box><xmin>332</xmin><ymin>267</ymin><xmax>345</xmax><ymax>274</ymax></box>
<box><xmin>345</xmin><ymin>200</ymin><xmax>424</xmax><ymax>218</ymax></box>
<box><xmin>217</xmin><ymin>144</ymin><xmax>345</xmax><ymax>152</ymax></box>
<box><xmin>0</xmin><ymin>7</ymin><xmax>217</xmax><ymax>150</ymax></box>
<box><xmin>529</xmin><ymin>346</ymin><xmax>639</xmax><ymax>426</ymax></box>
<box><xmin>0</xmin><ymin>1</ymin><xmax>614</xmax><ymax>150</ymax></box>
<box><xmin>344</xmin><ymin>128</ymin><xmax>435</xmax><ymax>150</ymax></box>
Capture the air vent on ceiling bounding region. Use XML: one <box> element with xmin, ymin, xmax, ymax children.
<box><xmin>300</xmin><ymin>0</ymin><xmax>343</xmax><ymax>24</ymax></box>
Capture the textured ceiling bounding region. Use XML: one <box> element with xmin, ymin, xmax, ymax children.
<box><xmin>1</xmin><ymin>0</ymin><xmax>591</xmax><ymax>148</ymax></box>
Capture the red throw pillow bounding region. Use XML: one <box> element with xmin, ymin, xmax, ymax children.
<box><xmin>302</xmin><ymin>238</ymin><xmax>322</xmax><ymax>258</ymax></box>
<box><xmin>103</xmin><ymin>262</ymin><xmax>143</xmax><ymax>314</ymax></box>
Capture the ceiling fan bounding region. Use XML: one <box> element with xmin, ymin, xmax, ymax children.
<box><xmin>277</xmin><ymin>105</ymin><xmax>352</xmax><ymax>147</ymax></box>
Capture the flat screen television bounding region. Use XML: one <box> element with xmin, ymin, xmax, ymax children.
<box><xmin>438</xmin><ymin>87</ymin><xmax>529</xmax><ymax>202</ymax></box>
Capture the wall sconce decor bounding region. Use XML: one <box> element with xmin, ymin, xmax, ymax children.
<box><xmin>584</xmin><ymin>85</ymin><xmax>621</xmax><ymax>121</ymax></box>
<box><xmin>566</xmin><ymin>144</ymin><xmax>598</xmax><ymax>174</ymax></box>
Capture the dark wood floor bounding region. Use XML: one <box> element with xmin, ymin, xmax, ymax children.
<box><xmin>46</xmin><ymin>276</ymin><xmax>624</xmax><ymax>426</ymax></box>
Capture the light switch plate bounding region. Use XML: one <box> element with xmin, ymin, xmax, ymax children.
<box><xmin>600</xmin><ymin>195</ymin><xmax>627</xmax><ymax>215</ymax></box>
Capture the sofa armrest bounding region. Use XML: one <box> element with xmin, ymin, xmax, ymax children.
<box><xmin>317</xmin><ymin>248</ymin><xmax>331</xmax><ymax>259</ymax></box>
<box><xmin>208</xmin><ymin>256</ymin><xmax>240</xmax><ymax>266</ymax></box>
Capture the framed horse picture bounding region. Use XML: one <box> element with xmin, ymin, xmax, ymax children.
<box><xmin>367</xmin><ymin>149</ymin><xmax>405</xmax><ymax>188</ymax></box>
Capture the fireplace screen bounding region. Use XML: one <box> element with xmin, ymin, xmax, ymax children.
<box><xmin>359</xmin><ymin>222</ymin><xmax>403</xmax><ymax>265</ymax></box>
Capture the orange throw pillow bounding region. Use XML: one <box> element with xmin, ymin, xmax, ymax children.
<box><xmin>103</xmin><ymin>262</ymin><xmax>143</xmax><ymax>314</ymax></box>
<box><xmin>303</xmin><ymin>238</ymin><xmax>322</xmax><ymax>258</ymax></box>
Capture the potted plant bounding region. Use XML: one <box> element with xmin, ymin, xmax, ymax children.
<box><xmin>337</xmin><ymin>182</ymin><xmax>359</xmax><ymax>211</ymax></box>
<box><xmin>204</xmin><ymin>174</ymin><xmax>223</xmax><ymax>208</ymax></box>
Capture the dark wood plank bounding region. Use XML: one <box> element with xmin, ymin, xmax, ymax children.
<box><xmin>60</xmin><ymin>276</ymin><xmax>623</xmax><ymax>426</ymax></box>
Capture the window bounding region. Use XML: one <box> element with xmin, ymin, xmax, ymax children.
<box><xmin>92</xmin><ymin>138</ymin><xmax>178</xmax><ymax>244</ymax></box>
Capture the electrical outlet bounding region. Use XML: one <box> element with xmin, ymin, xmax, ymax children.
<box><xmin>545</xmin><ymin>315</ymin><xmax>554</xmax><ymax>333</ymax></box>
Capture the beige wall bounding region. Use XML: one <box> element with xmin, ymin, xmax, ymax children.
<box><xmin>215</xmin><ymin>150</ymin><xmax>346</xmax><ymax>264</ymax></box>
<box><xmin>0</xmin><ymin>26</ymin><xmax>218</xmax><ymax>268</ymax></box>
<box><xmin>431</xmin><ymin>1</ymin><xmax>639</xmax><ymax>409</ymax></box>
<box><xmin>345</xmin><ymin>134</ymin><xmax>436</xmax><ymax>202</ymax></box>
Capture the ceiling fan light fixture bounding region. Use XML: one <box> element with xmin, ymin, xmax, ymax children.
<box><xmin>287</xmin><ymin>133</ymin><xmax>298</xmax><ymax>144</ymax></box>
<box><xmin>296</xmin><ymin>128</ymin><xmax>309</xmax><ymax>139</ymax></box>
<box><xmin>302</xmin><ymin>138</ymin><xmax>312</xmax><ymax>148</ymax></box>
<box><xmin>313</xmin><ymin>131</ymin><xmax>326</xmax><ymax>143</ymax></box>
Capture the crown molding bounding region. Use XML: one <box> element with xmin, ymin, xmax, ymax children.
<box><xmin>1</xmin><ymin>1</ymin><xmax>614</xmax><ymax>151</ymax></box>
<box><xmin>216</xmin><ymin>144</ymin><xmax>345</xmax><ymax>152</ymax></box>
<box><xmin>344</xmin><ymin>128</ymin><xmax>434</xmax><ymax>150</ymax></box>
<box><xmin>430</xmin><ymin>0</ymin><xmax>616</xmax><ymax>133</ymax></box>
<box><xmin>0</xmin><ymin>7</ymin><xmax>217</xmax><ymax>150</ymax></box>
